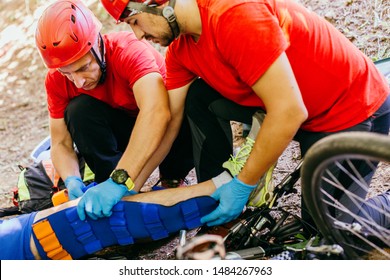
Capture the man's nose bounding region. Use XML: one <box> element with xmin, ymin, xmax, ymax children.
<box><xmin>72</xmin><ymin>73</ymin><xmax>85</xmax><ymax>89</ymax></box>
<box><xmin>130</xmin><ymin>25</ymin><xmax>145</xmax><ymax>40</ymax></box>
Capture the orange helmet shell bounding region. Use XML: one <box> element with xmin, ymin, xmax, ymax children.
<box><xmin>100</xmin><ymin>0</ymin><xmax>169</xmax><ymax>21</ymax></box>
<box><xmin>35</xmin><ymin>0</ymin><xmax>102</xmax><ymax>68</ymax></box>
<box><xmin>100</xmin><ymin>0</ymin><xmax>129</xmax><ymax>21</ymax></box>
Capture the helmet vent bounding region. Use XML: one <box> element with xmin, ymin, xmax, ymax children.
<box><xmin>71</xmin><ymin>14</ymin><xmax>76</xmax><ymax>24</ymax></box>
<box><xmin>53</xmin><ymin>42</ymin><xmax>60</xmax><ymax>47</ymax></box>
<box><xmin>70</xmin><ymin>33</ymin><xmax>79</xmax><ymax>42</ymax></box>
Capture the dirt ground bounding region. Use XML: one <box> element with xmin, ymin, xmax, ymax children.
<box><xmin>0</xmin><ymin>0</ymin><xmax>389</xmax><ymax>259</ymax></box>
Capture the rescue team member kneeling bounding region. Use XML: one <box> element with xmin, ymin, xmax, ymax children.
<box><xmin>100</xmin><ymin>0</ymin><xmax>390</xmax><ymax>227</ymax></box>
<box><xmin>34</xmin><ymin>0</ymin><xmax>193</xmax><ymax>221</ymax></box>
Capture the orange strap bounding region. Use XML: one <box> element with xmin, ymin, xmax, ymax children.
<box><xmin>52</xmin><ymin>189</ymin><xmax>69</xmax><ymax>206</ymax></box>
<box><xmin>32</xmin><ymin>219</ymin><xmax>72</xmax><ymax>260</ymax></box>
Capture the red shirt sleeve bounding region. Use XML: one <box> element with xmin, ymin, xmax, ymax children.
<box><xmin>45</xmin><ymin>70</ymin><xmax>74</xmax><ymax>119</ymax></box>
<box><xmin>165</xmin><ymin>43</ymin><xmax>198</xmax><ymax>90</ymax></box>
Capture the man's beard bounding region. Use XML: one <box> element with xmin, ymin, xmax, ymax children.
<box><xmin>159</xmin><ymin>29</ymin><xmax>175</xmax><ymax>46</ymax></box>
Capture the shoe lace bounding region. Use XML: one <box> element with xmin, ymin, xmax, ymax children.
<box><xmin>223</xmin><ymin>137</ymin><xmax>255</xmax><ymax>176</ymax></box>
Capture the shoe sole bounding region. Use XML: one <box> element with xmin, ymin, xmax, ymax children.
<box><xmin>247</xmin><ymin>163</ymin><xmax>276</xmax><ymax>207</ymax></box>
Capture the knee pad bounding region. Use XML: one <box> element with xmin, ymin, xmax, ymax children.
<box><xmin>32</xmin><ymin>196</ymin><xmax>217</xmax><ymax>260</ymax></box>
<box><xmin>0</xmin><ymin>212</ymin><xmax>37</xmax><ymax>260</ymax></box>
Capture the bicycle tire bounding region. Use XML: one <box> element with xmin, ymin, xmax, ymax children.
<box><xmin>301</xmin><ymin>131</ymin><xmax>390</xmax><ymax>259</ymax></box>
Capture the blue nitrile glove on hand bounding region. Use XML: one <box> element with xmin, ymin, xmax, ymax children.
<box><xmin>200</xmin><ymin>176</ymin><xmax>256</xmax><ymax>226</ymax></box>
<box><xmin>77</xmin><ymin>178</ymin><xmax>137</xmax><ymax>221</ymax></box>
<box><xmin>64</xmin><ymin>176</ymin><xmax>85</xmax><ymax>200</ymax></box>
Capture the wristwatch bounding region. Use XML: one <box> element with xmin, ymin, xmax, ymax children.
<box><xmin>110</xmin><ymin>169</ymin><xmax>135</xmax><ymax>191</ymax></box>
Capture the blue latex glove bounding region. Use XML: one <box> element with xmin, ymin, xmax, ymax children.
<box><xmin>64</xmin><ymin>176</ymin><xmax>85</xmax><ymax>200</ymax></box>
<box><xmin>77</xmin><ymin>178</ymin><xmax>137</xmax><ymax>221</ymax></box>
<box><xmin>200</xmin><ymin>176</ymin><xmax>256</xmax><ymax>226</ymax></box>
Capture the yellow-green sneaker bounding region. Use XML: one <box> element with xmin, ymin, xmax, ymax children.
<box><xmin>222</xmin><ymin>111</ymin><xmax>265</xmax><ymax>176</ymax></box>
<box><xmin>222</xmin><ymin>137</ymin><xmax>255</xmax><ymax>176</ymax></box>
<box><xmin>222</xmin><ymin>110</ymin><xmax>276</xmax><ymax>208</ymax></box>
<box><xmin>247</xmin><ymin>163</ymin><xmax>276</xmax><ymax>208</ymax></box>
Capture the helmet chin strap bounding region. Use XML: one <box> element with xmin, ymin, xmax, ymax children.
<box><xmin>90</xmin><ymin>33</ymin><xmax>107</xmax><ymax>84</ymax></box>
<box><xmin>126</xmin><ymin>0</ymin><xmax>180</xmax><ymax>39</ymax></box>
<box><xmin>162</xmin><ymin>0</ymin><xmax>180</xmax><ymax>39</ymax></box>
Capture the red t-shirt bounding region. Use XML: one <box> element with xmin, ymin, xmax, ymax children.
<box><xmin>166</xmin><ymin>0</ymin><xmax>389</xmax><ymax>132</ymax></box>
<box><xmin>46</xmin><ymin>31</ymin><xmax>166</xmax><ymax>118</ymax></box>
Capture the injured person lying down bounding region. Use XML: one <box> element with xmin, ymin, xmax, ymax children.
<box><xmin>0</xmin><ymin>182</ymin><xmax>218</xmax><ymax>260</ymax></box>
<box><xmin>1</xmin><ymin>110</ymin><xmax>274</xmax><ymax>260</ymax></box>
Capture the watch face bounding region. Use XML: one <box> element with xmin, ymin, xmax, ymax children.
<box><xmin>112</xmin><ymin>169</ymin><xmax>129</xmax><ymax>184</ymax></box>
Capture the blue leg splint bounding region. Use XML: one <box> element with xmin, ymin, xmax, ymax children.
<box><xmin>32</xmin><ymin>196</ymin><xmax>217</xmax><ymax>260</ymax></box>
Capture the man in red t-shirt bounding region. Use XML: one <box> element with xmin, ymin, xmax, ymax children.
<box><xmin>35</xmin><ymin>0</ymin><xmax>194</xmax><ymax>221</ymax></box>
<box><xmin>101</xmin><ymin>0</ymin><xmax>390</xmax><ymax>226</ymax></box>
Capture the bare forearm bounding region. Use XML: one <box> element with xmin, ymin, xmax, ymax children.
<box><xmin>134</xmin><ymin>118</ymin><xmax>182</xmax><ymax>187</ymax></box>
<box><xmin>238</xmin><ymin>111</ymin><xmax>305</xmax><ymax>185</ymax></box>
<box><xmin>129</xmin><ymin>180</ymin><xmax>215</xmax><ymax>205</ymax></box>
<box><xmin>241</xmin><ymin>52</ymin><xmax>308</xmax><ymax>185</ymax></box>
<box><xmin>130</xmin><ymin>81</ymin><xmax>191</xmax><ymax>189</ymax></box>
<box><xmin>51</xmin><ymin>143</ymin><xmax>81</xmax><ymax>179</ymax></box>
<box><xmin>116</xmin><ymin>109</ymin><xmax>170</xmax><ymax>191</ymax></box>
<box><xmin>49</xmin><ymin>118</ymin><xmax>81</xmax><ymax>180</ymax></box>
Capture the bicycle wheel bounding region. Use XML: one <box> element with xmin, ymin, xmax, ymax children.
<box><xmin>301</xmin><ymin>131</ymin><xmax>390</xmax><ymax>259</ymax></box>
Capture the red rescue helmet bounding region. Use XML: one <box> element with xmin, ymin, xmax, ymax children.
<box><xmin>100</xmin><ymin>0</ymin><xmax>169</xmax><ymax>21</ymax></box>
<box><xmin>35</xmin><ymin>0</ymin><xmax>102</xmax><ymax>68</ymax></box>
